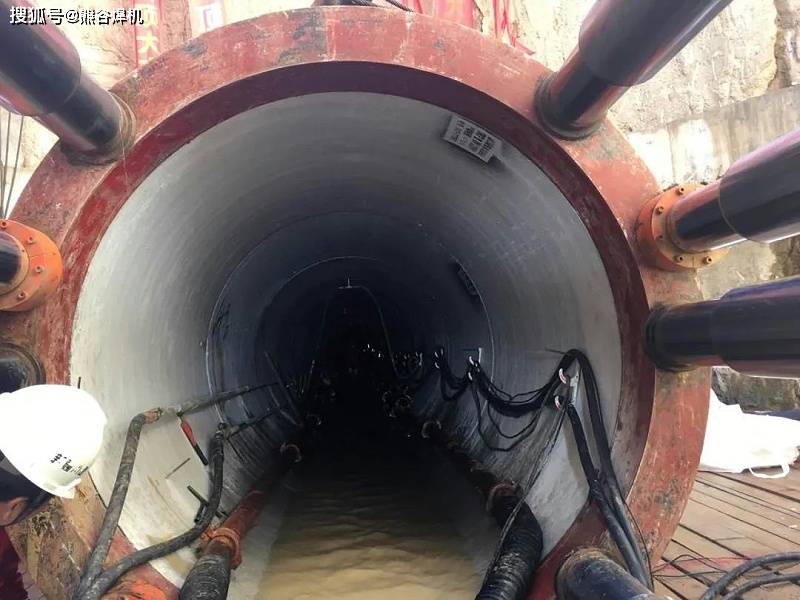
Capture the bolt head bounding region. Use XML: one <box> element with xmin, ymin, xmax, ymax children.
<box><xmin>677</xmin><ymin>186</ymin><xmax>686</xmax><ymax>195</ymax></box>
<box><xmin>16</xmin><ymin>291</ymin><xmax>26</xmax><ymax>300</ymax></box>
<box><xmin>655</xmin><ymin>206</ymin><xmax>665</xmax><ymax>215</ymax></box>
<box><xmin>26</xmin><ymin>236</ymin><xmax>35</xmax><ymax>244</ymax></box>
<box><xmin>34</xmin><ymin>265</ymin><xmax>44</xmax><ymax>274</ymax></box>
<box><xmin>703</xmin><ymin>256</ymin><xmax>713</xmax><ymax>265</ymax></box>
<box><xmin>674</xmin><ymin>255</ymin><xmax>685</xmax><ymax>262</ymax></box>
<box><xmin>0</xmin><ymin>220</ymin><xmax>6</xmax><ymax>229</ymax></box>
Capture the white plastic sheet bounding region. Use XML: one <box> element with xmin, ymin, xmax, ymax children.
<box><xmin>699</xmin><ymin>391</ymin><xmax>800</xmax><ymax>477</ymax></box>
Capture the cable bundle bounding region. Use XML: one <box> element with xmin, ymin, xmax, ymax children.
<box><xmin>432</xmin><ymin>348</ymin><xmax>653</xmax><ymax>590</ymax></box>
<box><xmin>699</xmin><ymin>552</ymin><xmax>800</xmax><ymax>599</ymax></box>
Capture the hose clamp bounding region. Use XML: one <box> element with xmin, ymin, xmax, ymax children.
<box><xmin>207</xmin><ymin>526</ymin><xmax>243</xmax><ymax>568</ymax></box>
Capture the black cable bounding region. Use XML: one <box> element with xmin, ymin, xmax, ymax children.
<box><xmin>566</xmin><ymin>349</ymin><xmax>653</xmax><ymax>587</ymax></box>
<box><xmin>563</xmin><ymin>403</ymin><xmax>651</xmax><ymax>588</ymax></box>
<box><xmin>80</xmin><ymin>431</ymin><xmax>226</xmax><ymax>600</ymax></box>
<box><xmin>720</xmin><ymin>572</ymin><xmax>800</xmax><ymax>599</ymax></box>
<box><xmin>484</xmin><ymin>399</ymin><xmax>540</xmax><ymax>440</ymax></box>
<box><xmin>425</xmin><ymin>348</ymin><xmax>653</xmax><ymax>589</ymax></box>
<box><xmin>470</xmin><ymin>384</ymin><xmax>540</xmax><ymax>452</ymax></box>
<box><xmin>699</xmin><ymin>552</ymin><xmax>800</xmax><ymax>599</ymax></box>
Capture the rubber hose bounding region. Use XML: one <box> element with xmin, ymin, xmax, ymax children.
<box><xmin>75</xmin><ymin>412</ymin><xmax>153</xmax><ymax>597</ymax></box>
<box><xmin>477</xmin><ymin>494</ymin><xmax>543</xmax><ymax>600</ymax></box>
<box><xmin>179</xmin><ymin>551</ymin><xmax>232</xmax><ymax>600</ymax></box>
<box><xmin>699</xmin><ymin>552</ymin><xmax>800</xmax><ymax>600</ymax></box>
<box><xmin>79</xmin><ymin>432</ymin><xmax>225</xmax><ymax>600</ymax></box>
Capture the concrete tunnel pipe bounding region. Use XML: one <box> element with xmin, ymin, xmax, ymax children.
<box><xmin>3</xmin><ymin>8</ymin><xmax>709</xmax><ymax>599</ymax></box>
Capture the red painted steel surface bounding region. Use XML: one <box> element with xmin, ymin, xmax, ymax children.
<box><xmin>1</xmin><ymin>8</ymin><xmax>708</xmax><ymax>598</ymax></box>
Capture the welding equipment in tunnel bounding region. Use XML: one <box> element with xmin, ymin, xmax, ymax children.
<box><xmin>418</xmin><ymin>418</ymin><xmax>544</xmax><ymax>600</ymax></box>
<box><xmin>179</xmin><ymin>442</ymin><xmax>303</xmax><ymax>600</ymax></box>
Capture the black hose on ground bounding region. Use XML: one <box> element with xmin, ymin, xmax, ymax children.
<box><xmin>477</xmin><ymin>493</ymin><xmax>543</xmax><ymax>600</ymax></box>
<box><xmin>417</xmin><ymin>421</ymin><xmax>543</xmax><ymax>600</ymax></box>
<box><xmin>179</xmin><ymin>551</ymin><xmax>232</xmax><ymax>600</ymax></box>
<box><xmin>178</xmin><ymin>443</ymin><xmax>303</xmax><ymax>600</ymax></box>
<box><xmin>79</xmin><ymin>431</ymin><xmax>225</xmax><ymax>600</ymax></box>
<box><xmin>698</xmin><ymin>551</ymin><xmax>800</xmax><ymax>599</ymax></box>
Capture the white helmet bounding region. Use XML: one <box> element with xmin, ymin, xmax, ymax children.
<box><xmin>0</xmin><ymin>385</ymin><xmax>107</xmax><ymax>498</ymax></box>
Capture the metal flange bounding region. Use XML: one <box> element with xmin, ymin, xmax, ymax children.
<box><xmin>0</xmin><ymin>219</ymin><xmax>63</xmax><ymax>311</ymax></box>
<box><xmin>635</xmin><ymin>184</ymin><xmax>729</xmax><ymax>271</ymax></box>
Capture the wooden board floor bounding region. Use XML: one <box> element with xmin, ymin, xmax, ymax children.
<box><xmin>655</xmin><ymin>467</ymin><xmax>800</xmax><ymax>599</ymax></box>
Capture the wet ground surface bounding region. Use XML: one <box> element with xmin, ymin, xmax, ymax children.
<box><xmin>253</xmin><ymin>384</ymin><xmax>483</xmax><ymax>599</ymax></box>
<box><xmin>257</xmin><ymin>449</ymin><xmax>482</xmax><ymax>599</ymax></box>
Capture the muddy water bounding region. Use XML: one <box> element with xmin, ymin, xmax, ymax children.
<box><xmin>257</xmin><ymin>448</ymin><xmax>483</xmax><ymax>599</ymax></box>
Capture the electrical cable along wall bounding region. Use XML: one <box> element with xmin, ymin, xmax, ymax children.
<box><xmin>378</xmin><ymin>346</ymin><xmax>651</xmax><ymax>599</ymax></box>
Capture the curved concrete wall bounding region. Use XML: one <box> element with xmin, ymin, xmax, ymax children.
<box><xmin>71</xmin><ymin>92</ymin><xmax>621</xmax><ymax>583</ymax></box>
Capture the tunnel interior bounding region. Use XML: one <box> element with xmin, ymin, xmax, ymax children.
<box><xmin>70</xmin><ymin>92</ymin><xmax>623</xmax><ymax>593</ymax></box>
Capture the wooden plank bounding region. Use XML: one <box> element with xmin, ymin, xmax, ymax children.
<box><xmin>667</xmin><ymin>479</ymin><xmax>800</xmax><ymax>599</ymax></box>
<box><xmin>655</xmin><ymin>578</ymin><xmax>686</xmax><ymax>599</ymax></box>
<box><xmin>655</xmin><ymin>540</ymin><xmax>712</xmax><ymax>599</ymax></box>
<box><xmin>691</xmin><ymin>488</ymin><xmax>800</xmax><ymax>545</ymax></box>
<box><xmin>716</xmin><ymin>471</ymin><xmax>800</xmax><ymax>505</ymax></box>
<box><xmin>697</xmin><ymin>473</ymin><xmax>800</xmax><ymax>515</ymax></box>
<box><xmin>693</xmin><ymin>480</ymin><xmax>800</xmax><ymax>530</ymax></box>
<box><xmin>669</xmin><ymin>526</ymin><xmax>782</xmax><ymax>600</ymax></box>
<box><xmin>681</xmin><ymin>498</ymin><xmax>798</xmax><ymax>555</ymax></box>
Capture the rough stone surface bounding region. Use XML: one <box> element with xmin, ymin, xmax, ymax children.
<box><xmin>508</xmin><ymin>0</ymin><xmax>778</xmax><ymax>132</ymax></box>
<box><xmin>773</xmin><ymin>0</ymin><xmax>800</xmax><ymax>87</ymax></box>
<box><xmin>714</xmin><ymin>368</ymin><xmax>800</xmax><ymax>411</ymax></box>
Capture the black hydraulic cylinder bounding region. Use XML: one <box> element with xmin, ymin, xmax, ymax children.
<box><xmin>556</xmin><ymin>549</ymin><xmax>670</xmax><ymax>600</ymax></box>
<box><xmin>668</xmin><ymin>129</ymin><xmax>800</xmax><ymax>252</ymax></box>
<box><xmin>538</xmin><ymin>0</ymin><xmax>731</xmax><ymax>136</ymax></box>
<box><xmin>0</xmin><ymin>343</ymin><xmax>43</xmax><ymax>393</ymax></box>
<box><xmin>644</xmin><ymin>276</ymin><xmax>800</xmax><ymax>378</ymax></box>
<box><xmin>0</xmin><ymin>232</ymin><xmax>23</xmax><ymax>285</ymax></box>
<box><xmin>0</xmin><ymin>0</ymin><xmax>130</xmax><ymax>160</ymax></box>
